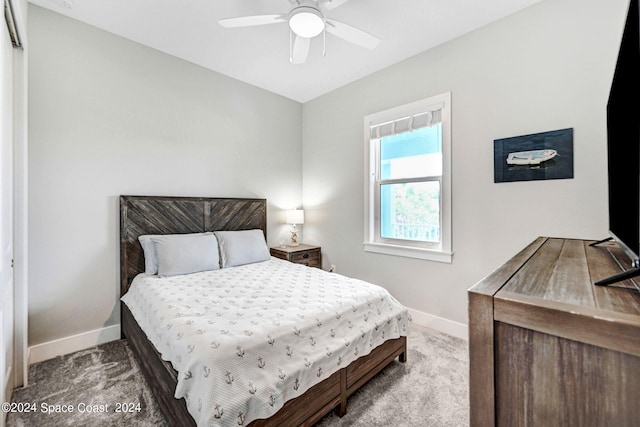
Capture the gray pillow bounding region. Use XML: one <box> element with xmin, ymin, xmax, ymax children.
<box><xmin>214</xmin><ymin>229</ymin><xmax>270</xmax><ymax>268</ymax></box>
<box><xmin>138</xmin><ymin>232</ymin><xmax>213</xmax><ymax>275</ymax></box>
<box><xmin>148</xmin><ymin>233</ymin><xmax>220</xmax><ymax>277</ymax></box>
<box><xmin>138</xmin><ymin>234</ymin><xmax>160</xmax><ymax>275</ymax></box>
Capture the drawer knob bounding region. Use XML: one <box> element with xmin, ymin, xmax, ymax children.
<box><xmin>302</xmin><ymin>253</ymin><xmax>309</xmax><ymax>258</ymax></box>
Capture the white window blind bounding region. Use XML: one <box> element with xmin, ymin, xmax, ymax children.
<box><xmin>369</xmin><ymin>102</ymin><xmax>444</xmax><ymax>139</ymax></box>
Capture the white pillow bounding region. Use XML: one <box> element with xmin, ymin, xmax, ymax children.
<box><xmin>140</xmin><ymin>232</ymin><xmax>219</xmax><ymax>277</ymax></box>
<box><xmin>138</xmin><ymin>234</ymin><xmax>162</xmax><ymax>275</ymax></box>
<box><xmin>214</xmin><ymin>229</ymin><xmax>270</xmax><ymax>268</ymax></box>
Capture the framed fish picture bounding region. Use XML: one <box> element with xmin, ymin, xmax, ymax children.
<box><xmin>493</xmin><ymin>128</ymin><xmax>574</xmax><ymax>183</ymax></box>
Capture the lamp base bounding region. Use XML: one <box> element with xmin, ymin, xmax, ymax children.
<box><xmin>289</xmin><ymin>224</ymin><xmax>299</xmax><ymax>246</ymax></box>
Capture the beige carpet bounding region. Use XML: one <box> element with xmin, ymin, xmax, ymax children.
<box><xmin>316</xmin><ymin>325</ymin><xmax>469</xmax><ymax>427</ymax></box>
<box><xmin>7</xmin><ymin>324</ymin><xmax>468</xmax><ymax>426</ymax></box>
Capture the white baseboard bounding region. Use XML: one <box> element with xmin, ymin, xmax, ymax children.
<box><xmin>408</xmin><ymin>308</ymin><xmax>468</xmax><ymax>340</ymax></box>
<box><xmin>28</xmin><ymin>324</ymin><xmax>121</xmax><ymax>365</ymax></box>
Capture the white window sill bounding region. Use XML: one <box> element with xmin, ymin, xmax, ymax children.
<box><xmin>363</xmin><ymin>242</ymin><xmax>453</xmax><ymax>263</ymax></box>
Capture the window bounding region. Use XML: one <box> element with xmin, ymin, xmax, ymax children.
<box><xmin>364</xmin><ymin>92</ymin><xmax>452</xmax><ymax>263</ymax></box>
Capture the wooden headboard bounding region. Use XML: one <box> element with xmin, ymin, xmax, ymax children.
<box><xmin>119</xmin><ymin>195</ymin><xmax>267</xmax><ymax>296</ymax></box>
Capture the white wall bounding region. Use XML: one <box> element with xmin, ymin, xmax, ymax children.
<box><xmin>27</xmin><ymin>6</ymin><xmax>303</xmax><ymax>351</ymax></box>
<box><xmin>302</xmin><ymin>0</ymin><xmax>629</xmax><ymax>329</ymax></box>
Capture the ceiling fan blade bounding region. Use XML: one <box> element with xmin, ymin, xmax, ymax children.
<box><xmin>325</xmin><ymin>19</ymin><xmax>380</xmax><ymax>49</ymax></box>
<box><xmin>318</xmin><ymin>0</ymin><xmax>352</xmax><ymax>12</ymax></box>
<box><xmin>218</xmin><ymin>14</ymin><xmax>287</xmax><ymax>28</ymax></box>
<box><xmin>291</xmin><ymin>35</ymin><xmax>311</xmax><ymax>64</ymax></box>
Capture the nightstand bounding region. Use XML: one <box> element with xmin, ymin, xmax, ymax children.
<box><xmin>270</xmin><ymin>244</ymin><xmax>321</xmax><ymax>268</ymax></box>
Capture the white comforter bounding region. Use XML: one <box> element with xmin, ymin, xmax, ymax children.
<box><xmin>121</xmin><ymin>258</ymin><xmax>412</xmax><ymax>426</ymax></box>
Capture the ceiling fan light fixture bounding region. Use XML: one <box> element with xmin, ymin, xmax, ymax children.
<box><xmin>289</xmin><ymin>6</ymin><xmax>325</xmax><ymax>38</ymax></box>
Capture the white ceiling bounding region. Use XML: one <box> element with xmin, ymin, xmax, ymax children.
<box><xmin>28</xmin><ymin>0</ymin><xmax>543</xmax><ymax>103</ymax></box>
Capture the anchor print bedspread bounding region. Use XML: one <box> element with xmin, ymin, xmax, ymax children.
<box><xmin>121</xmin><ymin>257</ymin><xmax>412</xmax><ymax>426</ymax></box>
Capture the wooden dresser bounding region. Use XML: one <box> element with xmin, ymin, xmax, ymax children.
<box><xmin>468</xmin><ymin>237</ymin><xmax>640</xmax><ymax>427</ymax></box>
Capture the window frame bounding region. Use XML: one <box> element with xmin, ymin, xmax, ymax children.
<box><xmin>363</xmin><ymin>92</ymin><xmax>452</xmax><ymax>263</ymax></box>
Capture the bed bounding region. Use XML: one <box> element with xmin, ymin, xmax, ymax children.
<box><xmin>119</xmin><ymin>195</ymin><xmax>410</xmax><ymax>426</ymax></box>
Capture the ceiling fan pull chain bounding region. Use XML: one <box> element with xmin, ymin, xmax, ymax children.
<box><xmin>289</xmin><ymin>29</ymin><xmax>293</xmax><ymax>64</ymax></box>
<box><xmin>323</xmin><ymin>24</ymin><xmax>326</xmax><ymax>57</ymax></box>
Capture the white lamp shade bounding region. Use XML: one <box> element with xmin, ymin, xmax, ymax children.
<box><xmin>286</xmin><ymin>209</ymin><xmax>304</xmax><ymax>225</ymax></box>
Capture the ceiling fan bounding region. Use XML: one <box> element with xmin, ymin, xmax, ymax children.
<box><xmin>218</xmin><ymin>0</ymin><xmax>380</xmax><ymax>64</ymax></box>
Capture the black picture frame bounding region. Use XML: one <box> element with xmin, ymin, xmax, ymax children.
<box><xmin>494</xmin><ymin>128</ymin><xmax>574</xmax><ymax>183</ymax></box>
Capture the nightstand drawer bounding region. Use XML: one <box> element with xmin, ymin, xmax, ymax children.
<box><xmin>290</xmin><ymin>249</ymin><xmax>320</xmax><ymax>267</ymax></box>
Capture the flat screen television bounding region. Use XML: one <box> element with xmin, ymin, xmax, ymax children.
<box><xmin>596</xmin><ymin>0</ymin><xmax>640</xmax><ymax>286</ymax></box>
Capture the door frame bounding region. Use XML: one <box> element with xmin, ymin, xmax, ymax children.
<box><xmin>4</xmin><ymin>0</ymin><xmax>28</xmax><ymax>396</ymax></box>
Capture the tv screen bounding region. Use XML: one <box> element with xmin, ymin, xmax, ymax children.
<box><xmin>600</xmin><ymin>0</ymin><xmax>640</xmax><ymax>285</ymax></box>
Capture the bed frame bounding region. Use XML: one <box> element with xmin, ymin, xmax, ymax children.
<box><xmin>119</xmin><ymin>195</ymin><xmax>407</xmax><ymax>426</ymax></box>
